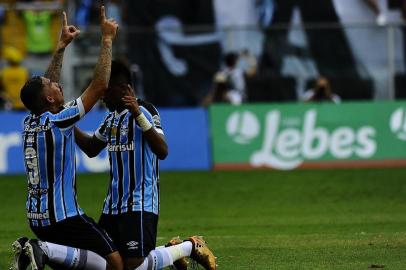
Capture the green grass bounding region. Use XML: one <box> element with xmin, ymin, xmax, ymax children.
<box><xmin>1</xmin><ymin>169</ymin><xmax>406</xmax><ymax>269</ymax></box>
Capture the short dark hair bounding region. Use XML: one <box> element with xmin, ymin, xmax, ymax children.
<box><xmin>110</xmin><ymin>60</ymin><xmax>132</xmax><ymax>86</ymax></box>
<box><xmin>20</xmin><ymin>76</ymin><xmax>47</xmax><ymax>114</ymax></box>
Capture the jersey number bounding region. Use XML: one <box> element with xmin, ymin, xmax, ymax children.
<box><xmin>25</xmin><ymin>147</ymin><xmax>39</xmax><ymax>185</ymax></box>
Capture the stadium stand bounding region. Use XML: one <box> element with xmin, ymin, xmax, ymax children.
<box><xmin>246</xmin><ymin>75</ymin><xmax>297</xmax><ymax>102</ymax></box>
<box><xmin>395</xmin><ymin>73</ymin><xmax>406</xmax><ymax>99</ymax></box>
<box><xmin>306</xmin><ymin>76</ymin><xmax>374</xmax><ymax>100</ymax></box>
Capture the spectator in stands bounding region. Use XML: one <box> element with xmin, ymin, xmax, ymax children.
<box><xmin>222</xmin><ymin>52</ymin><xmax>246</xmax><ymax>101</ymax></box>
<box><xmin>387</xmin><ymin>0</ymin><xmax>406</xmax><ymax>67</ymax></box>
<box><xmin>0</xmin><ymin>46</ymin><xmax>29</xmax><ymax>110</ymax></box>
<box><xmin>0</xmin><ymin>3</ymin><xmax>5</xmax><ymax>62</ymax></box>
<box><xmin>18</xmin><ymin>1</ymin><xmax>60</xmax><ymax>75</ymax></box>
<box><xmin>302</xmin><ymin>76</ymin><xmax>341</xmax><ymax>104</ymax></box>
<box><xmin>202</xmin><ymin>72</ymin><xmax>242</xmax><ymax>106</ymax></box>
<box><xmin>364</xmin><ymin>0</ymin><xmax>387</xmax><ymax>25</ymax></box>
<box><xmin>75</xmin><ymin>0</ymin><xmax>93</xmax><ymax>29</ymax></box>
<box><xmin>261</xmin><ymin>0</ymin><xmax>359</xmax><ymax>78</ymax></box>
<box><xmin>0</xmin><ymin>3</ymin><xmax>5</xmax><ymax>24</ymax></box>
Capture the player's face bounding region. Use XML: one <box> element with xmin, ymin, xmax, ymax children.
<box><xmin>103</xmin><ymin>84</ymin><xmax>127</xmax><ymax>111</ymax></box>
<box><xmin>41</xmin><ymin>77</ymin><xmax>64</xmax><ymax>106</ymax></box>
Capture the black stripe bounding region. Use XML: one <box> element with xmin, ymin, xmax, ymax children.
<box><xmin>127</xmin><ymin>116</ymin><xmax>135</xmax><ymax>212</ymax></box>
<box><xmin>106</xmin><ymin>158</ymin><xmax>114</xmax><ymax>214</ymax></box>
<box><xmin>115</xmin><ymin>113</ymin><xmax>127</xmax><ymax>214</ymax></box>
<box><xmin>44</xmin><ymin>117</ymin><xmax>56</xmax><ymax>223</ymax></box>
<box><xmin>25</xmin><ymin>115</ymin><xmax>37</xmax><ymax>226</ymax></box>
<box><xmin>77</xmin><ymin>249</ymin><xmax>88</xmax><ymax>270</ymax></box>
<box><xmin>98</xmin><ymin>113</ymin><xmax>114</xmax><ymax>135</ymax></box>
<box><xmin>107</xmin><ymin>115</ymin><xmax>115</xmax><ymax>214</ymax></box>
<box><xmin>53</xmin><ymin>114</ymin><xmax>80</xmax><ymax>129</ymax></box>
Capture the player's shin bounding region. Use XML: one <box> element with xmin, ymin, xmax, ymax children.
<box><xmin>39</xmin><ymin>241</ymin><xmax>107</xmax><ymax>270</ymax></box>
<box><xmin>134</xmin><ymin>242</ymin><xmax>192</xmax><ymax>270</ymax></box>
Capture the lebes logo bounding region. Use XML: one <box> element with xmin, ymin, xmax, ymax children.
<box><xmin>390</xmin><ymin>107</ymin><xmax>406</xmax><ymax>141</ymax></box>
<box><xmin>226</xmin><ymin>111</ymin><xmax>260</xmax><ymax>144</ymax></box>
<box><xmin>226</xmin><ymin>109</ymin><xmax>377</xmax><ymax>170</ymax></box>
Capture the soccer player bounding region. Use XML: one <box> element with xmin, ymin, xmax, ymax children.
<box><xmin>74</xmin><ymin>60</ymin><xmax>217</xmax><ymax>270</ymax></box>
<box><xmin>13</xmin><ymin>6</ymin><xmax>123</xmax><ymax>270</ymax></box>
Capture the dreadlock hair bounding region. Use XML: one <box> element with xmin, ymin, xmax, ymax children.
<box><xmin>110</xmin><ymin>60</ymin><xmax>132</xmax><ymax>87</ymax></box>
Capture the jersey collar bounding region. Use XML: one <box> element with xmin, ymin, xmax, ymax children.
<box><xmin>114</xmin><ymin>109</ymin><xmax>129</xmax><ymax>118</ymax></box>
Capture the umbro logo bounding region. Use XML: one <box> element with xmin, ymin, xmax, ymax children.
<box><xmin>126</xmin><ymin>241</ymin><xmax>139</xmax><ymax>250</ymax></box>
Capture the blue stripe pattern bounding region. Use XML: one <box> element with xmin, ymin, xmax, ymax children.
<box><xmin>63</xmin><ymin>246</ymin><xmax>74</xmax><ymax>267</ymax></box>
<box><xmin>22</xmin><ymin>99</ymin><xmax>84</xmax><ymax>226</ymax></box>
<box><xmin>97</xmin><ymin>102</ymin><xmax>162</xmax><ymax>215</ymax></box>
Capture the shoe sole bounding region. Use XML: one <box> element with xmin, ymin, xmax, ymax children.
<box><xmin>24</xmin><ymin>242</ymin><xmax>40</xmax><ymax>270</ymax></box>
<box><xmin>10</xmin><ymin>240</ymin><xmax>23</xmax><ymax>270</ymax></box>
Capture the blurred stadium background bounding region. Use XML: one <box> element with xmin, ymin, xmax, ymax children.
<box><xmin>2</xmin><ymin>0</ymin><xmax>406</xmax><ymax>269</ymax></box>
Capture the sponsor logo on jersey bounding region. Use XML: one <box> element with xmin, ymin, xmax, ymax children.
<box><xmin>108</xmin><ymin>142</ymin><xmax>134</xmax><ymax>152</ymax></box>
<box><xmin>27</xmin><ymin>210</ymin><xmax>49</xmax><ymax>220</ymax></box>
<box><xmin>24</xmin><ymin>124</ymin><xmax>51</xmax><ymax>133</ymax></box>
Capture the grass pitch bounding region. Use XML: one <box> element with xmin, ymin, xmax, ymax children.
<box><xmin>1</xmin><ymin>169</ymin><xmax>406</xmax><ymax>269</ymax></box>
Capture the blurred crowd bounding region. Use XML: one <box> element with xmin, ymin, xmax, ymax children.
<box><xmin>0</xmin><ymin>0</ymin><xmax>124</xmax><ymax>110</ymax></box>
<box><xmin>1</xmin><ymin>0</ymin><xmax>406</xmax><ymax>110</ymax></box>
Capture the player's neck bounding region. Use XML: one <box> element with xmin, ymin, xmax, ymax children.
<box><xmin>116</xmin><ymin>106</ymin><xmax>126</xmax><ymax>113</ymax></box>
<box><xmin>46</xmin><ymin>104</ymin><xmax>63</xmax><ymax>114</ymax></box>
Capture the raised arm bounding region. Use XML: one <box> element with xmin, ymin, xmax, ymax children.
<box><xmin>80</xmin><ymin>6</ymin><xmax>118</xmax><ymax>113</ymax></box>
<box><xmin>44</xmin><ymin>12</ymin><xmax>80</xmax><ymax>82</ymax></box>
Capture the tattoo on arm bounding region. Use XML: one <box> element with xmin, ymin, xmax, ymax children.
<box><xmin>44</xmin><ymin>47</ymin><xmax>65</xmax><ymax>82</ymax></box>
<box><xmin>92</xmin><ymin>39</ymin><xmax>112</xmax><ymax>88</ymax></box>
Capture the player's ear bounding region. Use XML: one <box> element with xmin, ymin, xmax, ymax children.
<box><xmin>46</xmin><ymin>95</ymin><xmax>55</xmax><ymax>103</ymax></box>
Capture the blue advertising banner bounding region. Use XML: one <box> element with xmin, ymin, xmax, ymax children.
<box><xmin>0</xmin><ymin>108</ymin><xmax>210</xmax><ymax>174</ymax></box>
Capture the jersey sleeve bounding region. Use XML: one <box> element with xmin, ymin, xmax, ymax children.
<box><xmin>50</xmin><ymin>98</ymin><xmax>85</xmax><ymax>130</ymax></box>
<box><xmin>94</xmin><ymin>113</ymin><xmax>111</xmax><ymax>142</ymax></box>
<box><xmin>140</xmin><ymin>101</ymin><xmax>164</xmax><ymax>135</ymax></box>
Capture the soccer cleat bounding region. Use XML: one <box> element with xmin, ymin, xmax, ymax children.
<box><xmin>9</xmin><ymin>237</ymin><xmax>30</xmax><ymax>270</ymax></box>
<box><xmin>166</xmin><ymin>236</ymin><xmax>189</xmax><ymax>270</ymax></box>
<box><xmin>188</xmin><ymin>236</ymin><xmax>217</xmax><ymax>270</ymax></box>
<box><xmin>23</xmin><ymin>239</ymin><xmax>48</xmax><ymax>270</ymax></box>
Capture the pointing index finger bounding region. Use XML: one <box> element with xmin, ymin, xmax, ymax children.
<box><xmin>100</xmin><ymin>5</ymin><xmax>106</xmax><ymax>21</ymax></box>
<box><xmin>62</xmin><ymin>11</ymin><xmax>67</xmax><ymax>26</ymax></box>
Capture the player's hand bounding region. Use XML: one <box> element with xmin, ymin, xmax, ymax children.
<box><xmin>100</xmin><ymin>5</ymin><xmax>118</xmax><ymax>40</ymax></box>
<box><xmin>122</xmin><ymin>85</ymin><xmax>141</xmax><ymax>116</ymax></box>
<box><xmin>59</xmin><ymin>11</ymin><xmax>80</xmax><ymax>48</ymax></box>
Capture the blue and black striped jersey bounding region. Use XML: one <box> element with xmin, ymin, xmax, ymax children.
<box><xmin>95</xmin><ymin>100</ymin><xmax>163</xmax><ymax>215</ymax></box>
<box><xmin>22</xmin><ymin>98</ymin><xmax>85</xmax><ymax>226</ymax></box>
